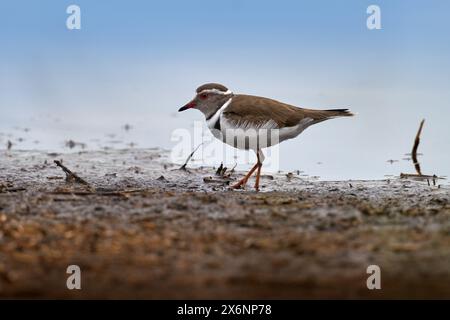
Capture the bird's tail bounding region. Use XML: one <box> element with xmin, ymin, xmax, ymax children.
<box><xmin>323</xmin><ymin>108</ymin><xmax>354</xmax><ymax>118</ymax></box>
<box><xmin>297</xmin><ymin>107</ymin><xmax>354</xmax><ymax>124</ymax></box>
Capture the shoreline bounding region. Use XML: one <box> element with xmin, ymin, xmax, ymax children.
<box><xmin>0</xmin><ymin>148</ymin><xmax>449</xmax><ymax>298</ymax></box>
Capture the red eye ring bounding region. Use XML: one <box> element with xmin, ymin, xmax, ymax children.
<box><xmin>200</xmin><ymin>93</ymin><xmax>208</xmax><ymax>99</ymax></box>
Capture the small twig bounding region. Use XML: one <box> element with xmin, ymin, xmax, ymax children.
<box><xmin>229</xmin><ymin>163</ymin><xmax>237</xmax><ymax>175</ymax></box>
<box><xmin>0</xmin><ymin>187</ymin><xmax>26</xmax><ymax>193</ymax></box>
<box><xmin>203</xmin><ymin>176</ymin><xmax>232</xmax><ymax>185</ymax></box>
<box><xmin>215</xmin><ymin>163</ymin><xmax>224</xmax><ymax>176</ymax></box>
<box><xmin>400</xmin><ymin>119</ymin><xmax>444</xmax><ymax>184</ymax></box>
<box><xmin>47</xmin><ymin>191</ymin><xmax>95</xmax><ymax>196</ymax></box>
<box><xmin>412</xmin><ymin>119</ymin><xmax>425</xmax><ymax>175</ymax></box>
<box><xmin>399</xmin><ymin>173</ymin><xmax>443</xmax><ymax>185</ymax></box>
<box><xmin>54</xmin><ymin>160</ymin><xmax>90</xmax><ymax>186</ymax></box>
<box><xmin>215</xmin><ymin>163</ymin><xmax>229</xmax><ymax>177</ymax></box>
<box><xmin>179</xmin><ymin>143</ymin><xmax>203</xmax><ymax>171</ymax></box>
<box><xmin>46</xmin><ymin>188</ymin><xmax>151</xmax><ymax>197</ymax></box>
<box><xmin>47</xmin><ymin>176</ymin><xmax>64</xmax><ymax>180</ymax></box>
<box><xmin>221</xmin><ymin>166</ymin><xmax>228</xmax><ymax>176</ymax></box>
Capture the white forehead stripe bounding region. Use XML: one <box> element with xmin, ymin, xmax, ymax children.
<box><xmin>199</xmin><ymin>89</ymin><xmax>233</xmax><ymax>95</ymax></box>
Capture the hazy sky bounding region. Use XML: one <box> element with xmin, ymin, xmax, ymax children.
<box><xmin>1</xmin><ymin>0</ymin><xmax>449</xmax><ymax>180</ymax></box>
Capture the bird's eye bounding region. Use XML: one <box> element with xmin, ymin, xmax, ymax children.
<box><xmin>200</xmin><ymin>93</ymin><xmax>208</xmax><ymax>99</ymax></box>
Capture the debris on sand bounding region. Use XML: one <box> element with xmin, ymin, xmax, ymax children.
<box><xmin>229</xmin><ymin>163</ymin><xmax>237</xmax><ymax>175</ymax></box>
<box><xmin>65</xmin><ymin>139</ymin><xmax>87</xmax><ymax>149</ymax></box>
<box><xmin>400</xmin><ymin>173</ymin><xmax>439</xmax><ymax>186</ymax></box>
<box><xmin>197</xmin><ymin>162</ymin><xmax>236</xmax><ymax>187</ymax></box>
<box><xmin>54</xmin><ymin>160</ymin><xmax>91</xmax><ymax>187</ymax></box>
<box><xmin>215</xmin><ymin>162</ymin><xmax>235</xmax><ymax>179</ymax></box>
<box><xmin>46</xmin><ymin>176</ymin><xmax>64</xmax><ymax>180</ymax></box>
<box><xmin>215</xmin><ymin>163</ymin><xmax>226</xmax><ymax>176</ymax></box>
<box><xmin>203</xmin><ymin>176</ymin><xmax>232</xmax><ymax>185</ymax></box>
<box><xmin>179</xmin><ymin>143</ymin><xmax>203</xmax><ymax>171</ymax></box>
<box><xmin>0</xmin><ymin>183</ymin><xmax>26</xmax><ymax>193</ymax></box>
<box><xmin>400</xmin><ymin>119</ymin><xmax>444</xmax><ymax>184</ymax></box>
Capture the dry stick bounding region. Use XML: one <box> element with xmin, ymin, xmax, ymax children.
<box><xmin>412</xmin><ymin>119</ymin><xmax>425</xmax><ymax>176</ymax></box>
<box><xmin>400</xmin><ymin>119</ymin><xmax>442</xmax><ymax>184</ymax></box>
<box><xmin>54</xmin><ymin>160</ymin><xmax>90</xmax><ymax>186</ymax></box>
<box><xmin>47</xmin><ymin>188</ymin><xmax>152</xmax><ymax>197</ymax></box>
<box><xmin>399</xmin><ymin>173</ymin><xmax>436</xmax><ymax>179</ymax></box>
<box><xmin>215</xmin><ymin>163</ymin><xmax>224</xmax><ymax>176</ymax></box>
<box><xmin>0</xmin><ymin>187</ymin><xmax>26</xmax><ymax>193</ymax></box>
<box><xmin>179</xmin><ymin>143</ymin><xmax>203</xmax><ymax>171</ymax></box>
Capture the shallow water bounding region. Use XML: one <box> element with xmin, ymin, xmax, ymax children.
<box><xmin>0</xmin><ymin>113</ymin><xmax>448</xmax><ymax>184</ymax></box>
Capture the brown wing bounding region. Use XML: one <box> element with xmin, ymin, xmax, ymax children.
<box><xmin>223</xmin><ymin>94</ymin><xmax>352</xmax><ymax>128</ymax></box>
<box><xmin>223</xmin><ymin>94</ymin><xmax>306</xmax><ymax>128</ymax></box>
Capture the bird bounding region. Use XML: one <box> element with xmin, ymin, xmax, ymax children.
<box><xmin>178</xmin><ymin>83</ymin><xmax>353</xmax><ymax>191</ymax></box>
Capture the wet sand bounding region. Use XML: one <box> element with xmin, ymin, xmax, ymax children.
<box><xmin>0</xmin><ymin>149</ymin><xmax>449</xmax><ymax>298</ymax></box>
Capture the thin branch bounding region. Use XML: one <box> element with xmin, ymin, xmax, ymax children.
<box><xmin>46</xmin><ymin>188</ymin><xmax>153</xmax><ymax>198</ymax></box>
<box><xmin>179</xmin><ymin>143</ymin><xmax>203</xmax><ymax>171</ymax></box>
<box><xmin>0</xmin><ymin>186</ymin><xmax>26</xmax><ymax>193</ymax></box>
<box><xmin>215</xmin><ymin>163</ymin><xmax>229</xmax><ymax>176</ymax></box>
<box><xmin>412</xmin><ymin>119</ymin><xmax>425</xmax><ymax>175</ymax></box>
<box><xmin>399</xmin><ymin>173</ymin><xmax>437</xmax><ymax>180</ymax></box>
<box><xmin>229</xmin><ymin>163</ymin><xmax>237</xmax><ymax>174</ymax></box>
<box><xmin>54</xmin><ymin>160</ymin><xmax>90</xmax><ymax>186</ymax></box>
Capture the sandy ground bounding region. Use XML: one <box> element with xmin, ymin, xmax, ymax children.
<box><xmin>0</xmin><ymin>148</ymin><xmax>449</xmax><ymax>299</ymax></box>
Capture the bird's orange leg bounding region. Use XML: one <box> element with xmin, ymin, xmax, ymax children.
<box><xmin>254</xmin><ymin>162</ymin><xmax>262</xmax><ymax>191</ymax></box>
<box><xmin>253</xmin><ymin>151</ymin><xmax>263</xmax><ymax>191</ymax></box>
<box><xmin>231</xmin><ymin>162</ymin><xmax>259</xmax><ymax>189</ymax></box>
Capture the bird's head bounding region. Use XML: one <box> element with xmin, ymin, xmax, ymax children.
<box><xmin>178</xmin><ymin>83</ymin><xmax>233</xmax><ymax>118</ymax></box>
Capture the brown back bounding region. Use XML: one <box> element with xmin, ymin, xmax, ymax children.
<box><xmin>224</xmin><ymin>94</ymin><xmax>351</xmax><ymax>128</ymax></box>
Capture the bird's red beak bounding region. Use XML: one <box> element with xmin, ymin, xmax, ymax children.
<box><xmin>178</xmin><ymin>100</ymin><xmax>196</xmax><ymax>112</ymax></box>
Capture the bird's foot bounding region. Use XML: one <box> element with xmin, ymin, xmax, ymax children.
<box><xmin>231</xmin><ymin>178</ymin><xmax>248</xmax><ymax>190</ymax></box>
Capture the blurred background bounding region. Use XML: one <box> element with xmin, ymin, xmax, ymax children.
<box><xmin>0</xmin><ymin>0</ymin><xmax>449</xmax><ymax>180</ymax></box>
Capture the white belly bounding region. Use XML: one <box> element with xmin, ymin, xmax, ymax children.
<box><xmin>208</xmin><ymin>117</ymin><xmax>314</xmax><ymax>151</ymax></box>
